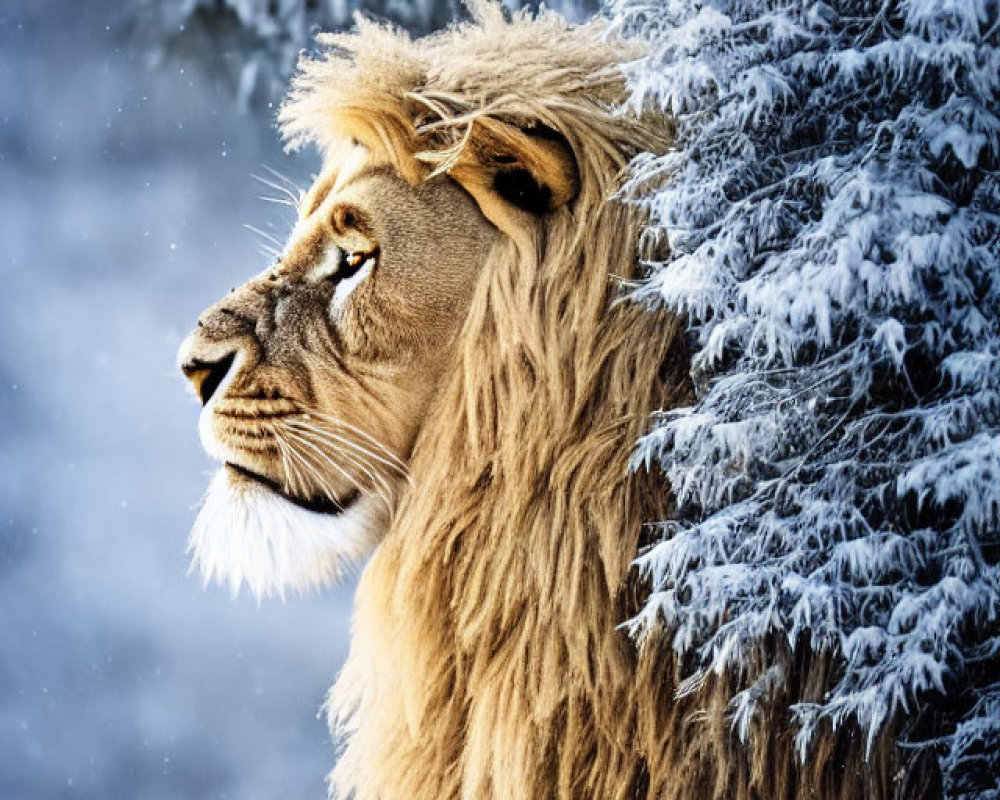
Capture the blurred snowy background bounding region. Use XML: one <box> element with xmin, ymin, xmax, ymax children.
<box><xmin>0</xmin><ymin>1</ymin><xmax>586</xmax><ymax>798</ymax></box>
<box><xmin>11</xmin><ymin>0</ymin><xmax>995</xmax><ymax>797</ymax></box>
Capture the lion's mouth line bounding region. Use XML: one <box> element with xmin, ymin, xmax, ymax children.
<box><xmin>225</xmin><ymin>462</ymin><xmax>359</xmax><ymax>516</ymax></box>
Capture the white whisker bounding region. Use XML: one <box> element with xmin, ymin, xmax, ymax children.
<box><xmin>262</xmin><ymin>164</ymin><xmax>305</xmax><ymax>194</ymax></box>
<box><xmin>280</xmin><ymin>424</ymin><xmax>396</xmax><ymax>513</ymax></box>
<box><xmin>291</xmin><ymin>415</ymin><xmax>412</xmax><ymax>482</ymax></box>
<box><xmin>311</xmin><ymin>414</ymin><xmax>413</xmax><ymax>476</ymax></box>
<box><xmin>277</xmin><ymin>423</ymin><xmax>378</xmax><ymax>508</ymax></box>
<box><xmin>275</xmin><ymin>425</ymin><xmax>346</xmax><ymax>505</ymax></box>
<box><xmin>252</xmin><ymin>170</ymin><xmax>303</xmax><ymax>209</ymax></box>
<box><xmin>284</xmin><ymin>420</ymin><xmax>406</xmax><ymax>504</ymax></box>
<box><xmin>257</xmin><ymin>194</ymin><xmax>298</xmax><ymax>209</ymax></box>
<box><xmin>272</xmin><ymin>428</ymin><xmax>310</xmax><ymax>499</ymax></box>
<box><xmin>244</xmin><ymin>223</ymin><xmax>286</xmax><ymax>250</ymax></box>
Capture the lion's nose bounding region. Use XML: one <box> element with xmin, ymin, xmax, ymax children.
<box><xmin>180</xmin><ymin>351</ymin><xmax>236</xmax><ymax>406</ymax></box>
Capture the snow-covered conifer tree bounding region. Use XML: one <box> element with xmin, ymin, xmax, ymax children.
<box><xmin>609</xmin><ymin>0</ymin><xmax>1000</xmax><ymax>795</ymax></box>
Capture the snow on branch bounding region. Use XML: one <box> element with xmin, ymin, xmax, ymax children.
<box><xmin>611</xmin><ymin>0</ymin><xmax>1000</xmax><ymax>794</ymax></box>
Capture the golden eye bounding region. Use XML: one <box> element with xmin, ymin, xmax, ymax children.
<box><xmin>338</xmin><ymin>248</ymin><xmax>377</xmax><ymax>282</ymax></box>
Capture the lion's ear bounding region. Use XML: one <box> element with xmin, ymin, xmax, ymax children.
<box><xmin>446</xmin><ymin>122</ymin><xmax>579</xmax><ymax>236</ymax></box>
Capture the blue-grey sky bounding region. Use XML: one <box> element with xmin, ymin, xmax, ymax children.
<box><xmin>0</xmin><ymin>2</ymin><xmax>358</xmax><ymax>797</ymax></box>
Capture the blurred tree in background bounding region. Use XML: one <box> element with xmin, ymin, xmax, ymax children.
<box><xmin>130</xmin><ymin>0</ymin><xmax>597</xmax><ymax>108</ymax></box>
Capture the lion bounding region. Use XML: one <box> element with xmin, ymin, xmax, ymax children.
<box><xmin>177</xmin><ymin>4</ymin><xmax>936</xmax><ymax>799</ymax></box>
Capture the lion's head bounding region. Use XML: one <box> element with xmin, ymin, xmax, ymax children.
<box><xmin>177</xmin><ymin>141</ymin><xmax>501</xmax><ymax>595</ymax></box>
<box><xmin>178</xmin><ymin>2</ymin><xmax>664</xmax><ymax>599</ymax></box>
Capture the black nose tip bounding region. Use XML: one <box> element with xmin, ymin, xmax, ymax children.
<box><xmin>181</xmin><ymin>351</ymin><xmax>236</xmax><ymax>406</ymax></box>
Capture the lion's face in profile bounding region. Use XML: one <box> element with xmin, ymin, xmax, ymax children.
<box><xmin>178</xmin><ymin>142</ymin><xmax>498</xmax><ymax>595</ymax></box>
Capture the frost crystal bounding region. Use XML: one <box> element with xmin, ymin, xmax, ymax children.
<box><xmin>611</xmin><ymin>0</ymin><xmax>1000</xmax><ymax>794</ymax></box>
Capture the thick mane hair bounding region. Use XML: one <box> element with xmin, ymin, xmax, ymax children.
<box><xmin>277</xmin><ymin>4</ymin><xmax>929</xmax><ymax>799</ymax></box>
<box><xmin>278</xmin><ymin>1</ymin><xmax>665</xmax><ymax>242</ymax></box>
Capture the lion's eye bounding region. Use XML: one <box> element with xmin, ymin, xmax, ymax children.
<box><xmin>307</xmin><ymin>246</ymin><xmax>377</xmax><ymax>285</ymax></box>
<box><xmin>339</xmin><ymin>250</ymin><xmax>368</xmax><ymax>281</ymax></box>
<box><xmin>331</xmin><ymin>248</ymin><xmax>378</xmax><ymax>311</ymax></box>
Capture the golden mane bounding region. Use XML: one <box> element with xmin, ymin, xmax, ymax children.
<box><xmin>278</xmin><ymin>4</ymin><xmax>934</xmax><ymax>799</ymax></box>
<box><xmin>279</xmin><ymin>1</ymin><xmax>665</xmax><ymax>242</ymax></box>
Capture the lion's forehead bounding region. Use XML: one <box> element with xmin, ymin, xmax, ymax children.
<box><xmin>299</xmin><ymin>144</ymin><xmax>392</xmax><ymax>218</ymax></box>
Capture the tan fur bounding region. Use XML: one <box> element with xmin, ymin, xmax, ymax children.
<box><xmin>181</xmin><ymin>3</ymin><xmax>938</xmax><ymax>798</ymax></box>
<box><xmin>179</xmin><ymin>148</ymin><xmax>495</xmax><ymax>519</ymax></box>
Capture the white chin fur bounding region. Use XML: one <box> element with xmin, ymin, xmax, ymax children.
<box><xmin>188</xmin><ymin>469</ymin><xmax>380</xmax><ymax>599</ymax></box>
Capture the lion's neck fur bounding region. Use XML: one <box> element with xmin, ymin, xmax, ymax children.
<box><xmin>327</xmin><ymin>176</ymin><xmax>688</xmax><ymax>798</ymax></box>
